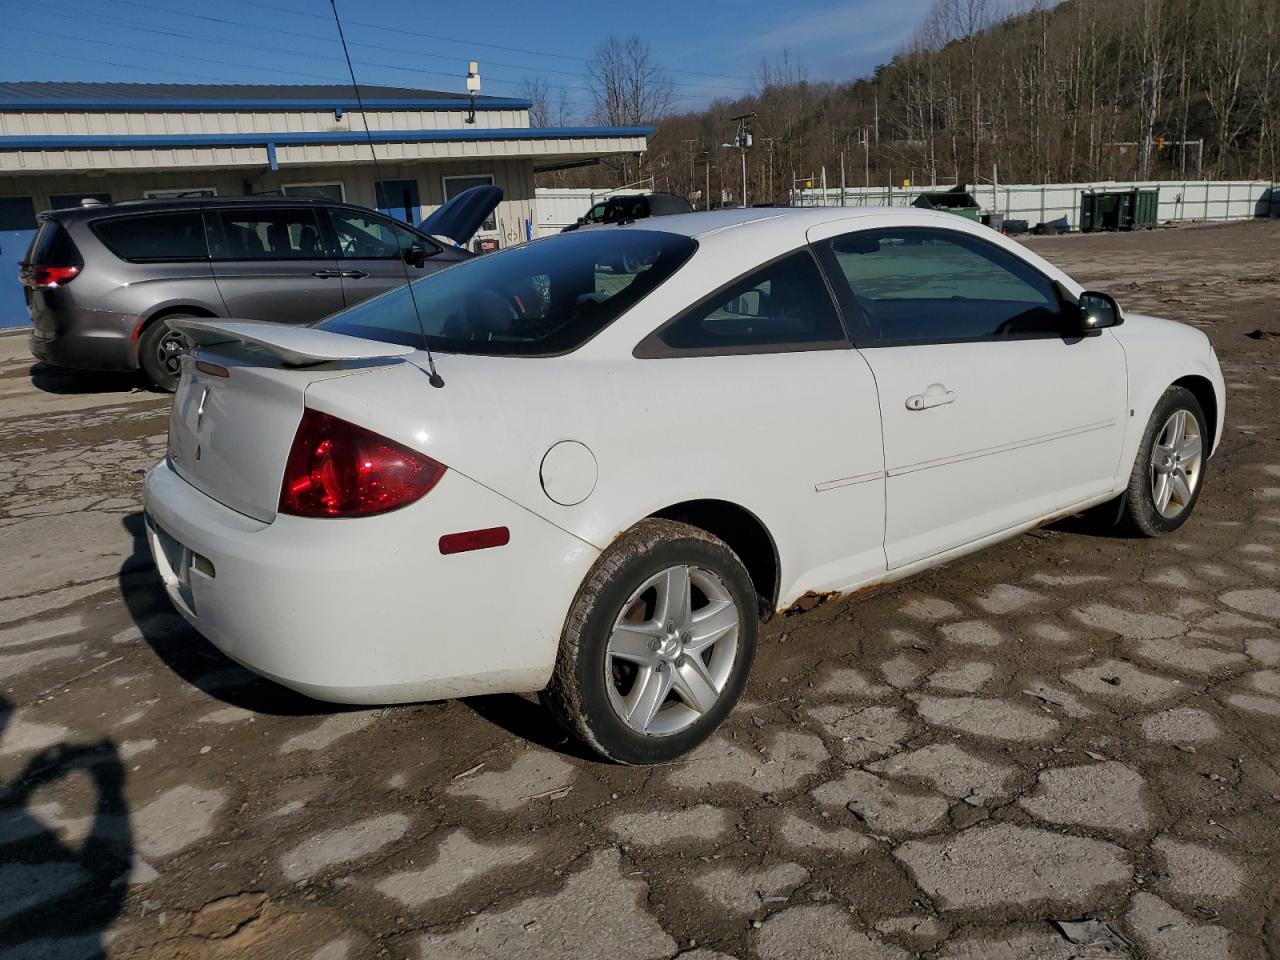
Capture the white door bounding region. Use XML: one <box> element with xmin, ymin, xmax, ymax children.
<box><xmin>631</xmin><ymin>247</ymin><xmax>887</xmax><ymax>598</ymax></box>
<box><xmin>811</xmin><ymin>223</ymin><xmax>1127</xmax><ymax>569</ymax></box>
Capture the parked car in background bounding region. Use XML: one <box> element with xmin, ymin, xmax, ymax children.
<box><xmin>561</xmin><ymin>192</ymin><xmax>693</xmax><ymax>232</ymax></box>
<box><xmin>20</xmin><ymin>186</ymin><xmax>500</xmax><ymax>390</ymax></box>
<box><xmin>144</xmin><ymin>206</ymin><xmax>1222</xmax><ymax>765</ymax></box>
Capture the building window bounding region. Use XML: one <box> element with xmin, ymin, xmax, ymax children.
<box><xmin>374</xmin><ymin>179</ymin><xmax>421</xmax><ymax>225</ymax></box>
<box><xmin>49</xmin><ymin>192</ymin><xmax>111</xmax><ymax>209</ymax></box>
<box><xmin>144</xmin><ymin>187</ymin><xmax>217</xmax><ymax>199</ymax></box>
<box><xmin>283</xmin><ymin>182</ymin><xmax>345</xmax><ymax>202</ymax></box>
<box><xmin>441</xmin><ymin>174</ymin><xmax>497</xmax><ymax>231</ymax></box>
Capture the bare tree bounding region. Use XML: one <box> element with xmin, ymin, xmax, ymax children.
<box><xmin>586</xmin><ymin>35</ymin><xmax>676</xmax><ymax>185</ymax></box>
<box><xmin>930</xmin><ymin>0</ymin><xmax>1003</xmax><ymax>183</ymax></box>
<box><xmin>1200</xmin><ymin>0</ymin><xmax>1255</xmax><ymax>175</ymax></box>
<box><xmin>545</xmin><ymin>0</ymin><xmax>1279</xmax><ymax>194</ymax></box>
<box><xmin>587</xmin><ymin>35</ymin><xmax>675</xmax><ymax>127</ymax></box>
<box><xmin>520</xmin><ymin>77</ymin><xmax>552</xmax><ymax>127</ymax></box>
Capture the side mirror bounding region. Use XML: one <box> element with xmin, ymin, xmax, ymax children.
<box><xmin>1076</xmin><ymin>290</ymin><xmax>1123</xmax><ymax>332</ymax></box>
<box><xmin>402</xmin><ymin>242</ymin><xmax>430</xmax><ymax>268</ymax></box>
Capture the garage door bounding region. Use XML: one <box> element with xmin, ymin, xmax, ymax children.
<box><xmin>0</xmin><ymin>197</ymin><xmax>37</xmax><ymax>329</ymax></box>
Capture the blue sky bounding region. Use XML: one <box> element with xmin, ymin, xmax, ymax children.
<box><xmin>0</xmin><ymin>0</ymin><xmax>935</xmax><ymax>118</ymax></box>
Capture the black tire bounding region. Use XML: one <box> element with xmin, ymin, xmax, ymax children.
<box><xmin>138</xmin><ymin>316</ymin><xmax>191</xmax><ymax>392</ymax></box>
<box><xmin>541</xmin><ymin>519</ymin><xmax>759</xmax><ymax>765</ymax></box>
<box><xmin>1117</xmin><ymin>385</ymin><xmax>1208</xmax><ymax>537</ymax></box>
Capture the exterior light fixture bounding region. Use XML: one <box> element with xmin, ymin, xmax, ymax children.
<box><xmin>466</xmin><ymin>61</ymin><xmax>481</xmax><ymax>124</ymax></box>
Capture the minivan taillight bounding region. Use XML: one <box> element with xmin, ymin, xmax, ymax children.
<box><xmin>279</xmin><ymin>410</ymin><xmax>446</xmax><ymax>518</ymax></box>
<box><xmin>21</xmin><ymin>265</ymin><xmax>80</xmax><ymax>289</ymax></box>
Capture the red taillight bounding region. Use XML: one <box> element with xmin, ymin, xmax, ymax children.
<box><xmin>21</xmin><ymin>265</ymin><xmax>80</xmax><ymax>289</ymax></box>
<box><xmin>279</xmin><ymin>410</ymin><xmax>446</xmax><ymax>518</ymax></box>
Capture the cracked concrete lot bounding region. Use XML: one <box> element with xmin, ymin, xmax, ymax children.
<box><xmin>1</xmin><ymin>219</ymin><xmax>1279</xmax><ymax>959</ymax></box>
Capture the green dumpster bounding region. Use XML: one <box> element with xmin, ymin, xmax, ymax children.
<box><xmin>1080</xmin><ymin>187</ymin><xmax>1159</xmax><ymax>232</ymax></box>
<box><xmin>1133</xmin><ymin>188</ymin><xmax>1159</xmax><ymax>228</ymax></box>
<box><xmin>913</xmin><ymin>184</ymin><xmax>982</xmax><ymax>220</ymax></box>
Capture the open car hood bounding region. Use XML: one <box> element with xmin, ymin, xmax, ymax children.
<box><xmin>416</xmin><ymin>184</ymin><xmax>502</xmax><ymax>245</ymax></box>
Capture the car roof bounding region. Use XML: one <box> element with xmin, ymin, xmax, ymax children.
<box><xmin>616</xmin><ymin>205</ymin><xmax>964</xmax><ymax>241</ymax></box>
<box><xmin>43</xmin><ymin>194</ymin><xmax>339</xmax><ymax>220</ymax></box>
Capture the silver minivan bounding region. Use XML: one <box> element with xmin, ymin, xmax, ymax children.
<box><xmin>22</xmin><ymin>189</ymin><xmax>498</xmax><ymax>390</ymax></box>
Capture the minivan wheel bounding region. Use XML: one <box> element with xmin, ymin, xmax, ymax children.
<box><xmin>138</xmin><ymin>317</ymin><xmax>190</xmax><ymax>392</ymax></box>
<box><xmin>1118</xmin><ymin>385</ymin><xmax>1208</xmax><ymax>536</ymax></box>
<box><xmin>542</xmin><ymin>519</ymin><xmax>758</xmax><ymax>765</ymax></box>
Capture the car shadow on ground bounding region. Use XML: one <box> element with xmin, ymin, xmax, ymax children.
<box><xmin>117</xmin><ymin>512</ymin><xmax>345</xmax><ymax>719</ymax></box>
<box><xmin>0</xmin><ymin>694</ymin><xmax>132</xmax><ymax>958</ymax></box>
<box><xmin>29</xmin><ymin>362</ymin><xmax>152</xmax><ymax>396</ymax></box>
<box><xmin>463</xmin><ymin>693</ymin><xmax>601</xmax><ymax>762</ymax></box>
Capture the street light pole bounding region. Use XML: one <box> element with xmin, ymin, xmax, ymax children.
<box><xmin>728</xmin><ymin>113</ymin><xmax>755</xmax><ymax>208</ymax></box>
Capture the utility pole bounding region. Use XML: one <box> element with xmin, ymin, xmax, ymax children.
<box><xmin>759</xmin><ymin>137</ymin><xmax>779</xmax><ymax>203</ymax></box>
<box><xmin>682</xmin><ymin>138</ymin><xmax>697</xmax><ymax>198</ymax></box>
<box><xmin>697</xmin><ymin>150</ymin><xmax>712</xmax><ymax>211</ymax></box>
<box><xmin>861</xmin><ymin>126</ymin><xmax>870</xmax><ymax>187</ymax></box>
<box><xmin>727</xmin><ymin>113</ymin><xmax>755</xmax><ymax>208</ymax></box>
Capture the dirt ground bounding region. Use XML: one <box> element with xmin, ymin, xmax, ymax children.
<box><xmin>1</xmin><ymin>219</ymin><xmax>1278</xmax><ymax>960</ymax></box>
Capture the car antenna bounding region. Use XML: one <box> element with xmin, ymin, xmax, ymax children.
<box><xmin>329</xmin><ymin>0</ymin><xmax>444</xmax><ymax>388</ymax></box>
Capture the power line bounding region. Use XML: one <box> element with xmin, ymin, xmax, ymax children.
<box><xmin>19</xmin><ymin>30</ymin><xmax>350</xmax><ymax>86</ymax></box>
<box><xmin>24</xmin><ymin>1</ymin><xmax>744</xmax><ymax>107</ymax></box>
<box><xmin>39</xmin><ymin>0</ymin><xmax>755</xmax><ymax>94</ymax></box>
<box><xmin>225</xmin><ymin>0</ymin><xmax>757</xmax><ymax>83</ymax></box>
<box><xmin>14</xmin><ymin>25</ymin><xmax>599</xmax><ymax>108</ymax></box>
<box><xmin>6</xmin><ymin>1</ymin><xmax>751</xmax><ymax>117</ymax></box>
<box><xmin>15</xmin><ymin>3</ymin><xmax>596</xmax><ymax>108</ymax></box>
<box><xmin>0</xmin><ymin>43</ymin><xmax>302</xmax><ymax>86</ymax></box>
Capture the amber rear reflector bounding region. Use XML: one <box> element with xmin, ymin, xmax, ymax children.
<box><xmin>439</xmin><ymin>526</ymin><xmax>510</xmax><ymax>555</ymax></box>
<box><xmin>195</xmin><ymin>360</ymin><xmax>230</xmax><ymax>378</ymax></box>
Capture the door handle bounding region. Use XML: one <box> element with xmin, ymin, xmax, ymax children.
<box><xmin>340</xmin><ymin>270</ymin><xmax>369</xmax><ymax>279</ymax></box>
<box><xmin>906</xmin><ymin>384</ymin><xmax>957</xmax><ymax>411</ymax></box>
<box><xmin>311</xmin><ymin>270</ymin><xmax>341</xmax><ymax>279</ymax></box>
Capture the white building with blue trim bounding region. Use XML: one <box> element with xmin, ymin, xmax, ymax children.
<box><xmin>0</xmin><ymin>82</ymin><xmax>650</xmax><ymax>325</ymax></box>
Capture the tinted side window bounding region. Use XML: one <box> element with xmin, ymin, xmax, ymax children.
<box><xmin>818</xmin><ymin>227</ymin><xmax>1062</xmax><ymax>345</ymax></box>
<box><xmin>208</xmin><ymin>208</ymin><xmax>325</xmax><ymax>261</ymax></box>
<box><xmin>93</xmin><ymin>212</ymin><xmax>208</xmax><ymax>262</ymax></box>
<box><xmin>647</xmin><ymin>250</ymin><xmax>845</xmax><ymax>355</ymax></box>
<box><xmin>29</xmin><ymin>221</ymin><xmax>82</xmax><ymax>266</ymax></box>
<box><xmin>328</xmin><ymin>209</ymin><xmax>423</xmax><ymax>259</ymax></box>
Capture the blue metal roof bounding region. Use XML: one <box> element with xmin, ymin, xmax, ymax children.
<box><xmin>0</xmin><ymin>126</ymin><xmax>654</xmax><ymax>151</ymax></box>
<box><xmin>0</xmin><ymin>82</ymin><xmax>529</xmax><ymax>112</ymax></box>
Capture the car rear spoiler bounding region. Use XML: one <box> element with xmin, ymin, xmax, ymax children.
<box><xmin>167</xmin><ymin>318</ymin><xmax>415</xmax><ymax>367</ymax></box>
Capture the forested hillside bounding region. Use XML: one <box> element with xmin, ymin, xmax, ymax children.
<box><xmin>551</xmin><ymin>0</ymin><xmax>1279</xmax><ymax>201</ymax></box>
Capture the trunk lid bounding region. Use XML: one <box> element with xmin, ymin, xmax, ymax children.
<box><xmin>165</xmin><ymin>320</ymin><xmax>413</xmax><ymax>522</ymax></box>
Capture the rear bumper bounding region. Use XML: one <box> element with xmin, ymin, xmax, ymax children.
<box><xmin>143</xmin><ymin>458</ymin><xmax>599</xmax><ymax>704</ymax></box>
<box><xmin>29</xmin><ymin>306</ymin><xmax>138</xmax><ymax>371</ymax></box>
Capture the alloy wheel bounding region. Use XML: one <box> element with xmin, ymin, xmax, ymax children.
<box><xmin>157</xmin><ymin>329</ymin><xmax>187</xmax><ymax>377</ymax></box>
<box><xmin>604</xmin><ymin>564</ymin><xmax>740</xmax><ymax>736</ymax></box>
<box><xmin>1149</xmin><ymin>408</ymin><xmax>1203</xmax><ymax>519</ymax></box>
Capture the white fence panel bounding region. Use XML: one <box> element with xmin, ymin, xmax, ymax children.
<box><xmin>792</xmin><ymin>179</ymin><xmax>1277</xmax><ymax>230</ymax></box>
<box><xmin>534</xmin><ymin>187</ymin><xmax>645</xmax><ymax>236</ymax></box>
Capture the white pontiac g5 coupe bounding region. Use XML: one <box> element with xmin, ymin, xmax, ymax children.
<box><xmin>144</xmin><ymin>207</ymin><xmax>1224</xmax><ymax>764</ymax></box>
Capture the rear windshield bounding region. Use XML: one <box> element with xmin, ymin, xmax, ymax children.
<box><xmin>28</xmin><ymin>219</ymin><xmax>82</xmax><ymax>266</ymax></box>
<box><xmin>92</xmin><ymin>211</ymin><xmax>208</xmax><ymax>262</ymax></box>
<box><xmin>317</xmin><ymin>229</ymin><xmax>697</xmax><ymax>355</ymax></box>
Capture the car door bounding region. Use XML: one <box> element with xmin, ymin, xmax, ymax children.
<box><xmin>811</xmin><ymin>222</ymin><xmax>1127</xmax><ymax>570</ymax></box>
<box><xmin>205</xmin><ymin>206</ymin><xmax>345</xmax><ymax>324</ymax></box>
<box><xmin>634</xmin><ymin>248</ymin><xmax>887</xmax><ymax>596</ymax></box>
<box><xmin>325</xmin><ymin>207</ymin><xmax>443</xmax><ymax>310</ymax></box>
